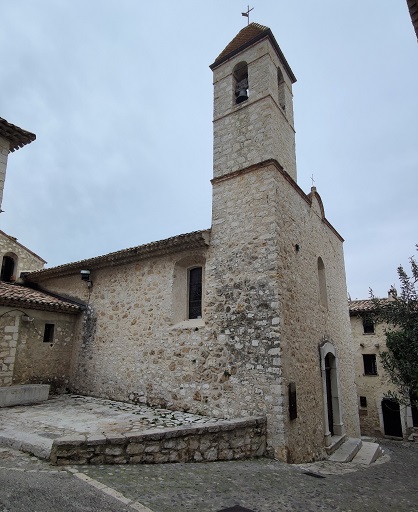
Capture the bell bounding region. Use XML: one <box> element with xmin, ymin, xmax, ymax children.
<box><xmin>236</xmin><ymin>88</ymin><xmax>248</xmax><ymax>104</ymax></box>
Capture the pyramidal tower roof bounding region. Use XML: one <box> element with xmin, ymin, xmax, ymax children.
<box><xmin>210</xmin><ymin>22</ymin><xmax>296</xmax><ymax>83</ymax></box>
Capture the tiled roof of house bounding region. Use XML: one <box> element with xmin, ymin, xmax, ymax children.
<box><xmin>349</xmin><ymin>298</ymin><xmax>389</xmax><ymax>314</ymax></box>
<box><xmin>0</xmin><ymin>117</ymin><xmax>36</xmax><ymax>152</ymax></box>
<box><xmin>26</xmin><ymin>229</ymin><xmax>211</xmax><ymax>281</ymax></box>
<box><xmin>407</xmin><ymin>0</ymin><xmax>418</xmax><ymax>39</ymax></box>
<box><xmin>210</xmin><ymin>22</ymin><xmax>296</xmax><ymax>83</ymax></box>
<box><xmin>0</xmin><ymin>282</ymin><xmax>83</xmax><ymax>313</ymax></box>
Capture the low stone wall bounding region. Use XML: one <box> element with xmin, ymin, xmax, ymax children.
<box><xmin>0</xmin><ymin>384</ymin><xmax>50</xmax><ymax>407</ymax></box>
<box><xmin>50</xmin><ymin>416</ymin><xmax>267</xmax><ymax>465</ymax></box>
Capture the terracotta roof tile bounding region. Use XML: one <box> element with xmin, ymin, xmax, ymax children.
<box><xmin>0</xmin><ymin>117</ymin><xmax>36</xmax><ymax>152</ymax></box>
<box><xmin>349</xmin><ymin>298</ymin><xmax>388</xmax><ymax>314</ymax></box>
<box><xmin>26</xmin><ymin>229</ymin><xmax>211</xmax><ymax>281</ymax></box>
<box><xmin>210</xmin><ymin>22</ymin><xmax>296</xmax><ymax>83</ymax></box>
<box><xmin>0</xmin><ymin>282</ymin><xmax>83</xmax><ymax>313</ymax></box>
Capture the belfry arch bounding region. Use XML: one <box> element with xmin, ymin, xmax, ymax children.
<box><xmin>319</xmin><ymin>341</ymin><xmax>345</xmax><ymax>446</ymax></box>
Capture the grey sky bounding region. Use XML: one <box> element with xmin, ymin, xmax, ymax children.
<box><xmin>1</xmin><ymin>1</ymin><xmax>417</xmax><ymax>300</ymax></box>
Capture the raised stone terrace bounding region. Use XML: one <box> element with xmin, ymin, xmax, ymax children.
<box><xmin>0</xmin><ymin>394</ymin><xmax>266</xmax><ymax>464</ymax></box>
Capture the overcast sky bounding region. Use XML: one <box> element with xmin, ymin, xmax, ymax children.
<box><xmin>1</xmin><ymin>1</ymin><xmax>417</xmax><ymax>300</ymax></box>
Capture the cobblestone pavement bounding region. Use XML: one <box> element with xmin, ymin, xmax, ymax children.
<box><xmin>0</xmin><ymin>394</ymin><xmax>226</xmax><ymax>439</ymax></box>
<box><xmin>69</xmin><ymin>439</ymin><xmax>417</xmax><ymax>512</ymax></box>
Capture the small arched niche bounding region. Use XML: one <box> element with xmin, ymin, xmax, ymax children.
<box><xmin>233</xmin><ymin>61</ymin><xmax>248</xmax><ymax>105</ymax></box>
<box><xmin>277</xmin><ymin>67</ymin><xmax>286</xmax><ymax>111</ymax></box>
<box><xmin>1</xmin><ymin>253</ymin><xmax>17</xmax><ymax>282</ymax></box>
<box><xmin>317</xmin><ymin>257</ymin><xmax>328</xmax><ymax>308</ymax></box>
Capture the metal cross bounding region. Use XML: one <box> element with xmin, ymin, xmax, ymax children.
<box><xmin>310</xmin><ymin>174</ymin><xmax>315</xmax><ymax>187</ymax></box>
<box><xmin>242</xmin><ymin>5</ymin><xmax>254</xmax><ymax>25</ymax></box>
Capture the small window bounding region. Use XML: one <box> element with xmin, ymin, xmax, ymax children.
<box><xmin>360</xmin><ymin>396</ymin><xmax>367</xmax><ymax>408</ymax></box>
<box><xmin>1</xmin><ymin>255</ymin><xmax>16</xmax><ymax>282</ymax></box>
<box><xmin>362</xmin><ymin>316</ymin><xmax>375</xmax><ymax>334</ymax></box>
<box><xmin>43</xmin><ymin>323</ymin><xmax>55</xmax><ymax>343</ymax></box>
<box><xmin>188</xmin><ymin>267</ymin><xmax>202</xmax><ymax>319</ymax></box>
<box><xmin>363</xmin><ymin>354</ymin><xmax>377</xmax><ymax>375</ymax></box>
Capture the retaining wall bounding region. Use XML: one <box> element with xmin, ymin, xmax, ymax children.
<box><xmin>50</xmin><ymin>416</ymin><xmax>267</xmax><ymax>465</ymax></box>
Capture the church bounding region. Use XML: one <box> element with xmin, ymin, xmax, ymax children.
<box><xmin>0</xmin><ymin>23</ymin><xmax>360</xmax><ymax>463</ymax></box>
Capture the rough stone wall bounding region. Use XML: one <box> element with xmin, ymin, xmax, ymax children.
<box><xmin>0</xmin><ymin>136</ymin><xmax>9</xmax><ymax>211</ymax></box>
<box><xmin>0</xmin><ymin>307</ymin><xmax>77</xmax><ymax>391</ymax></box>
<box><xmin>205</xmin><ymin>165</ymin><xmax>285</xmax><ymax>458</ymax></box>
<box><xmin>0</xmin><ymin>231</ymin><xmax>45</xmax><ymax>280</ymax></box>
<box><xmin>213</xmin><ymin>39</ymin><xmax>296</xmax><ymax>181</ymax></box>
<box><xmin>50</xmin><ymin>416</ymin><xmax>267</xmax><ymax>465</ymax></box>
<box><xmin>271</xmin><ymin>182</ymin><xmax>360</xmax><ymax>462</ymax></box>
<box><xmin>0</xmin><ymin>309</ymin><xmax>19</xmax><ymax>386</ymax></box>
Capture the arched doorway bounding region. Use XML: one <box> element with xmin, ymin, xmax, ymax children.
<box><xmin>382</xmin><ymin>399</ymin><xmax>403</xmax><ymax>438</ymax></box>
<box><xmin>320</xmin><ymin>341</ymin><xmax>345</xmax><ymax>446</ymax></box>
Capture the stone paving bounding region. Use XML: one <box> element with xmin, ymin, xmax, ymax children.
<box><xmin>72</xmin><ymin>440</ymin><xmax>418</xmax><ymax>512</ymax></box>
<box><xmin>0</xmin><ymin>440</ymin><xmax>417</xmax><ymax>511</ymax></box>
<box><xmin>0</xmin><ymin>394</ymin><xmax>228</xmax><ymax>458</ymax></box>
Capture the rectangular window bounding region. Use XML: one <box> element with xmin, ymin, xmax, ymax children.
<box><xmin>360</xmin><ymin>396</ymin><xmax>367</xmax><ymax>408</ymax></box>
<box><xmin>43</xmin><ymin>323</ymin><xmax>55</xmax><ymax>343</ymax></box>
<box><xmin>362</xmin><ymin>316</ymin><xmax>375</xmax><ymax>334</ymax></box>
<box><xmin>363</xmin><ymin>354</ymin><xmax>377</xmax><ymax>375</ymax></box>
<box><xmin>188</xmin><ymin>267</ymin><xmax>202</xmax><ymax>319</ymax></box>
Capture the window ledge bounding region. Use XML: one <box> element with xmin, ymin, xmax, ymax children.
<box><xmin>172</xmin><ymin>319</ymin><xmax>205</xmax><ymax>330</ymax></box>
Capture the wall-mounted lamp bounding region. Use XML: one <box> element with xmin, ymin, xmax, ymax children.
<box><xmin>374</xmin><ymin>343</ymin><xmax>380</xmax><ymax>349</ymax></box>
<box><xmin>360</xmin><ymin>343</ymin><xmax>365</xmax><ymax>348</ymax></box>
<box><xmin>80</xmin><ymin>269</ymin><xmax>92</xmax><ymax>288</ymax></box>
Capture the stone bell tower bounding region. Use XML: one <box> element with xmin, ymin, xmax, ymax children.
<box><xmin>205</xmin><ymin>23</ymin><xmax>360</xmax><ymax>462</ymax></box>
<box><xmin>209</xmin><ymin>23</ymin><xmax>297</xmax><ymax>181</ymax></box>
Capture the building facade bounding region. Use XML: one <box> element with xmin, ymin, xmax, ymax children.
<box><xmin>350</xmin><ymin>298</ymin><xmax>417</xmax><ymax>439</ymax></box>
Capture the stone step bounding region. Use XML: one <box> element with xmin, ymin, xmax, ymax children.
<box><xmin>328</xmin><ymin>437</ymin><xmax>362</xmax><ymax>463</ymax></box>
<box><xmin>352</xmin><ymin>442</ymin><xmax>384</xmax><ymax>465</ymax></box>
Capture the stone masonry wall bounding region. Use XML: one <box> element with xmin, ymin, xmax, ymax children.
<box><xmin>0</xmin><ymin>309</ymin><xmax>19</xmax><ymax>386</ymax></box>
<box><xmin>0</xmin><ymin>231</ymin><xmax>45</xmax><ymax>280</ymax></box>
<box><xmin>12</xmin><ymin>310</ymin><xmax>79</xmax><ymax>392</ymax></box>
<box><xmin>272</xmin><ymin>181</ymin><xmax>360</xmax><ymax>462</ymax></box>
<box><xmin>0</xmin><ymin>307</ymin><xmax>78</xmax><ymax>391</ymax></box>
<box><xmin>50</xmin><ymin>416</ymin><xmax>267</xmax><ymax>465</ymax></box>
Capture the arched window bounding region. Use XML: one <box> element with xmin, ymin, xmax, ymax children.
<box><xmin>317</xmin><ymin>257</ymin><xmax>328</xmax><ymax>307</ymax></box>
<box><xmin>277</xmin><ymin>67</ymin><xmax>286</xmax><ymax>111</ymax></box>
<box><xmin>1</xmin><ymin>254</ymin><xmax>16</xmax><ymax>282</ymax></box>
<box><xmin>233</xmin><ymin>61</ymin><xmax>248</xmax><ymax>104</ymax></box>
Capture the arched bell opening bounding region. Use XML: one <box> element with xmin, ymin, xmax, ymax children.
<box><xmin>233</xmin><ymin>61</ymin><xmax>249</xmax><ymax>104</ymax></box>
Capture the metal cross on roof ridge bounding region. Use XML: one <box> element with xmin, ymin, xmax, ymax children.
<box><xmin>241</xmin><ymin>5</ymin><xmax>254</xmax><ymax>25</ymax></box>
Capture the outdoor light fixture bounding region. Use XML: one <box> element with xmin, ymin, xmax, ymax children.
<box><xmin>80</xmin><ymin>269</ymin><xmax>93</xmax><ymax>289</ymax></box>
<box><xmin>80</xmin><ymin>269</ymin><xmax>91</xmax><ymax>281</ymax></box>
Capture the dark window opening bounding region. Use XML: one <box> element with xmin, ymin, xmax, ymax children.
<box><xmin>360</xmin><ymin>396</ymin><xmax>367</xmax><ymax>408</ymax></box>
<box><xmin>363</xmin><ymin>316</ymin><xmax>375</xmax><ymax>334</ymax></box>
<box><xmin>363</xmin><ymin>354</ymin><xmax>377</xmax><ymax>375</ymax></box>
<box><xmin>43</xmin><ymin>323</ymin><xmax>55</xmax><ymax>343</ymax></box>
<box><xmin>1</xmin><ymin>256</ymin><xmax>15</xmax><ymax>282</ymax></box>
<box><xmin>188</xmin><ymin>267</ymin><xmax>202</xmax><ymax>319</ymax></box>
